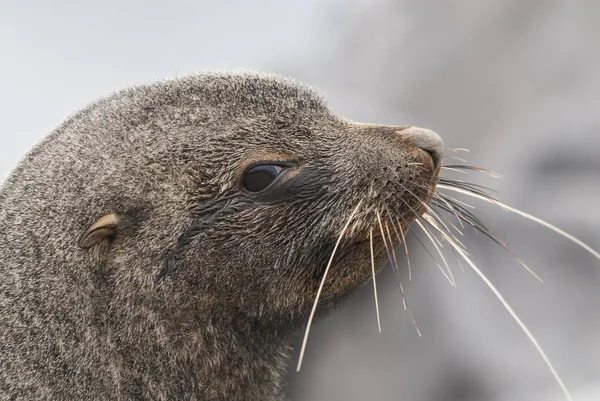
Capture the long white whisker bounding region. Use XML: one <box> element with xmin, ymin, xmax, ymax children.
<box><xmin>428</xmin><ymin>207</ymin><xmax>543</xmax><ymax>282</ymax></box>
<box><xmin>397</xmin><ymin>279</ymin><xmax>408</xmax><ymax>311</ymax></box>
<box><xmin>383</xmin><ymin>221</ymin><xmax>410</xmax><ymax>312</ymax></box>
<box><xmin>385</xmin><ymin>221</ymin><xmax>413</xmax><ymax>310</ymax></box>
<box><xmin>376</xmin><ymin>210</ymin><xmax>413</xmax><ymax>312</ymax></box>
<box><xmin>384</xmin><ymin>221</ymin><xmax>402</xmax><ymax>275</ymax></box>
<box><xmin>415</xmin><ymin>219</ymin><xmax>456</xmax><ymax>287</ymax></box>
<box><xmin>445</xmin><ymin>219</ymin><xmax>465</xmax><ymax>237</ymax></box>
<box><xmin>376</xmin><ymin>211</ymin><xmax>394</xmax><ymax>268</ymax></box>
<box><xmin>387</xmin><ymin>211</ymin><xmax>412</xmax><ymax>281</ymax></box>
<box><xmin>370</xmin><ymin>229</ymin><xmax>382</xmax><ymax>333</ymax></box>
<box><xmin>440</xmin><ymin>192</ymin><xmax>476</xmax><ymax>210</ymax></box>
<box><xmin>423</xmin><ymin>213</ymin><xmax>470</xmax><ymax>257</ymax></box>
<box><xmin>407</xmin><ymin>309</ymin><xmax>422</xmax><ymax>337</ymax></box>
<box><xmin>442</xmin><ymin>165</ymin><xmax>504</xmax><ymax>179</ymax></box>
<box><xmin>383</xmin><ymin>214</ymin><xmax>418</xmax><ymax>334</ymax></box>
<box><xmin>438</xmin><ymin>185</ymin><xmax>600</xmax><ymax>262</ymax></box>
<box><xmin>443</xmin><ymin>155</ymin><xmax>468</xmax><ymax>163</ymax></box>
<box><xmin>441</xmin><ymin>167</ymin><xmax>468</xmax><ymax>174</ymax></box>
<box><xmin>297</xmin><ymin>199</ymin><xmax>364</xmax><ymax>371</ymax></box>
<box><xmin>442</xmin><ymin>222</ymin><xmax>468</xmax><ymax>250</ymax></box>
<box><xmin>450</xmin><ymin>246</ymin><xmax>466</xmax><ymax>272</ymax></box>
<box><xmin>398</xmin><ymin>182</ymin><xmax>451</xmax><ymax>235</ymax></box>
<box><xmin>399</xmin><ymin>223</ymin><xmax>412</xmax><ymax>282</ymax></box>
<box><xmin>377</xmin><ymin>212</ymin><xmax>409</xmax><ymax>309</ymax></box>
<box><xmin>512</xmin><ymin>256</ymin><xmax>544</xmax><ymax>283</ymax></box>
<box><xmin>395</xmin><ymin>216</ymin><xmax>455</xmax><ymax>285</ymax></box>
<box><xmin>425</xmin><ymin>214</ymin><xmax>573</xmax><ymax>401</ymax></box>
<box><xmin>434</xmin><ymin>193</ymin><xmax>465</xmax><ymax>230</ymax></box>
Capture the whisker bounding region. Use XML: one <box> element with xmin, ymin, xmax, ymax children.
<box><xmin>438</xmin><ymin>185</ymin><xmax>600</xmax><ymax>262</ymax></box>
<box><xmin>449</xmin><ymin>245</ymin><xmax>466</xmax><ymax>273</ymax></box>
<box><xmin>385</xmin><ymin>220</ymin><xmax>416</xmax><ymax>310</ymax></box>
<box><xmin>407</xmin><ymin>309</ymin><xmax>422</xmax><ymax>337</ymax></box>
<box><xmin>429</xmin><ymin>216</ymin><xmax>468</xmax><ymax>250</ymax></box>
<box><xmin>431</xmin><ymin>200</ymin><xmax>543</xmax><ymax>281</ymax></box>
<box><xmin>297</xmin><ymin>199</ymin><xmax>364</xmax><ymax>372</ymax></box>
<box><xmin>441</xmin><ymin>166</ymin><xmax>469</xmax><ymax>174</ymax></box>
<box><xmin>385</xmin><ymin>207</ymin><xmax>412</xmax><ymax>281</ymax></box>
<box><xmin>370</xmin><ymin>216</ymin><xmax>418</xmax><ymax>337</ymax></box>
<box><xmin>394</xmin><ymin>213</ymin><xmax>455</xmax><ymax>286</ymax></box>
<box><xmin>376</xmin><ymin>211</ymin><xmax>396</xmax><ymax>274</ymax></box>
<box><xmin>433</xmin><ymin>194</ymin><xmax>489</xmax><ymax>230</ymax></box>
<box><xmin>369</xmin><ymin>229</ymin><xmax>382</xmax><ymax>333</ymax></box>
<box><xmin>445</xmin><ymin>147</ymin><xmax>471</xmax><ymax>153</ymax></box>
<box><xmin>391</xmin><ymin>187</ymin><xmax>459</xmax><ymax>262</ymax></box>
<box><xmin>445</xmin><ymin>220</ymin><xmax>466</xmax><ymax>241</ymax></box>
<box><xmin>423</xmin><ymin>203</ymin><xmax>470</xmax><ymax>270</ymax></box>
<box><xmin>442</xmin><ymin>165</ymin><xmax>504</xmax><ymax>179</ymax></box>
<box><xmin>415</xmin><ymin>219</ymin><xmax>456</xmax><ymax>287</ymax></box>
<box><xmin>423</xmin><ymin>213</ymin><xmax>573</xmax><ymax>401</ymax></box>
<box><xmin>379</xmin><ymin>216</ymin><xmax>412</xmax><ymax>313</ymax></box>
<box><xmin>377</xmin><ymin>211</ymin><xmax>410</xmax><ymax>309</ymax></box>
<box><xmin>398</xmin><ymin>182</ymin><xmax>452</xmax><ymax>236</ymax></box>
<box><xmin>432</xmin><ymin>193</ymin><xmax>465</xmax><ymax>230</ymax></box>
<box><xmin>423</xmin><ymin>213</ymin><xmax>469</xmax><ymax>255</ymax></box>
<box><xmin>438</xmin><ymin>178</ymin><xmax>499</xmax><ymax>196</ymax></box>
<box><xmin>397</xmin><ymin>278</ymin><xmax>408</xmax><ymax>311</ymax></box>
<box><xmin>384</xmin><ymin>220</ymin><xmax>402</xmax><ymax>276</ymax></box>
<box><xmin>436</xmin><ymin>192</ymin><xmax>476</xmax><ymax>210</ymax></box>
<box><xmin>442</xmin><ymin>155</ymin><xmax>469</xmax><ymax>163</ymax></box>
<box><xmin>376</xmin><ymin>211</ymin><xmax>408</xmax><ymax>306</ymax></box>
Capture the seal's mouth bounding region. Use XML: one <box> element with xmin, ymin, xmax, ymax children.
<box><xmin>317</xmin><ymin>170</ymin><xmax>440</xmax><ymax>280</ymax></box>
<box><xmin>309</xmin><ymin>224</ymin><xmax>401</xmax><ymax>283</ymax></box>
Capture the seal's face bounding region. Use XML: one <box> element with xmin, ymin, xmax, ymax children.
<box><xmin>79</xmin><ymin>72</ymin><xmax>442</xmax><ymax>326</ymax></box>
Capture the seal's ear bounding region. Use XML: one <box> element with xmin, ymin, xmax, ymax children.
<box><xmin>79</xmin><ymin>214</ymin><xmax>118</xmax><ymax>249</ymax></box>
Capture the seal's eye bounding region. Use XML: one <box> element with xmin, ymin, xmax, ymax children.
<box><xmin>242</xmin><ymin>164</ymin><xmax>285</xmax><ymax>192</ymax></box>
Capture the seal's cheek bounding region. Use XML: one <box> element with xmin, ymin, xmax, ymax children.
<box><xmin>306</xmin><ymin>239</ymin><xmax>389</xmax><ymax>304</ymax></box>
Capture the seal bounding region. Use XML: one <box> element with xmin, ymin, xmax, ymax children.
<box><xmin>0</xmin><ymin>71</ymin><xmax>443</xmax><ymax>400</ymax></box>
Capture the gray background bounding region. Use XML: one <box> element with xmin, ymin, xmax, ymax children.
<box><xmin>1</xmin><ymin>1</ymin><xmax>599</xmax><ymax>400</ymax></box>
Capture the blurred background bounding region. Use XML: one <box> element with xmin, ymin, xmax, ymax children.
<box><xmin>1</xmin><ymin>1</ymin><xmax>599</xmax><ymax>400</ymax></box>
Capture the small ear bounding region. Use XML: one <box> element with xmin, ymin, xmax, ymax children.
<box><xmin>79</xmin><ymin>214</ymin><xmax>119</xmax><ymax>249</ymax></box>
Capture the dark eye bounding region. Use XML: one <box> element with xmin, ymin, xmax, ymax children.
<box><xmin>242</xmin><ymin>164</ymin><xmax>285</xmax><ymax>192</ymax></box>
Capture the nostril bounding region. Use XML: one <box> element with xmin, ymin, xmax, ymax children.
<box><xmin>425</xmin><ymin>149</ymin><xmax>442</xmax><ymax>168</ymax></box>
<box><xmin>399</xmin><ymin>126</ymin><xmax>444</xmax><ymax>168</ymax></box>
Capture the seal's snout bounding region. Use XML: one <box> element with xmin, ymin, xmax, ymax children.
<box><xmin>402</xmin><ymin>126</ymin><xmax>444</xmax><ymax>168</ymax></box>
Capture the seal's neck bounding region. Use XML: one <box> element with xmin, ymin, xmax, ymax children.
<box><xmin>106</xmin><ymin>296</ymin><xmax>293</xmax><ymax>400</ymax></box>
<box><xmin>179</xmin><ymin>318</ymin><xmax>292</xmax><ymax>400</ymax></box>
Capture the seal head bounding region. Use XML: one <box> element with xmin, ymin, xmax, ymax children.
<box><xmin>0</xmin><ymin>71</ymin><xmax>442</xmax><ymax>400</ymax></box>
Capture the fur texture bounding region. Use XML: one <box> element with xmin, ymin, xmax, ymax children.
<box><xmin>0</xmin><ymin>71</ymin><xmax>439</xmax><ymax>400</ymax></box>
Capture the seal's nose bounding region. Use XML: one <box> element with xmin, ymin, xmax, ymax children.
<box><xmin>402</xmin><ymin>126</ymin><xmax>444</xmax><ymax>168</ymax></box>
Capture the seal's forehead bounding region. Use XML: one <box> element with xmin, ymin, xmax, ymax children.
<box><xmin>154</xmin><ymin>71</ymin><xmax>331</xmax><ymax>117</ymax></box>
